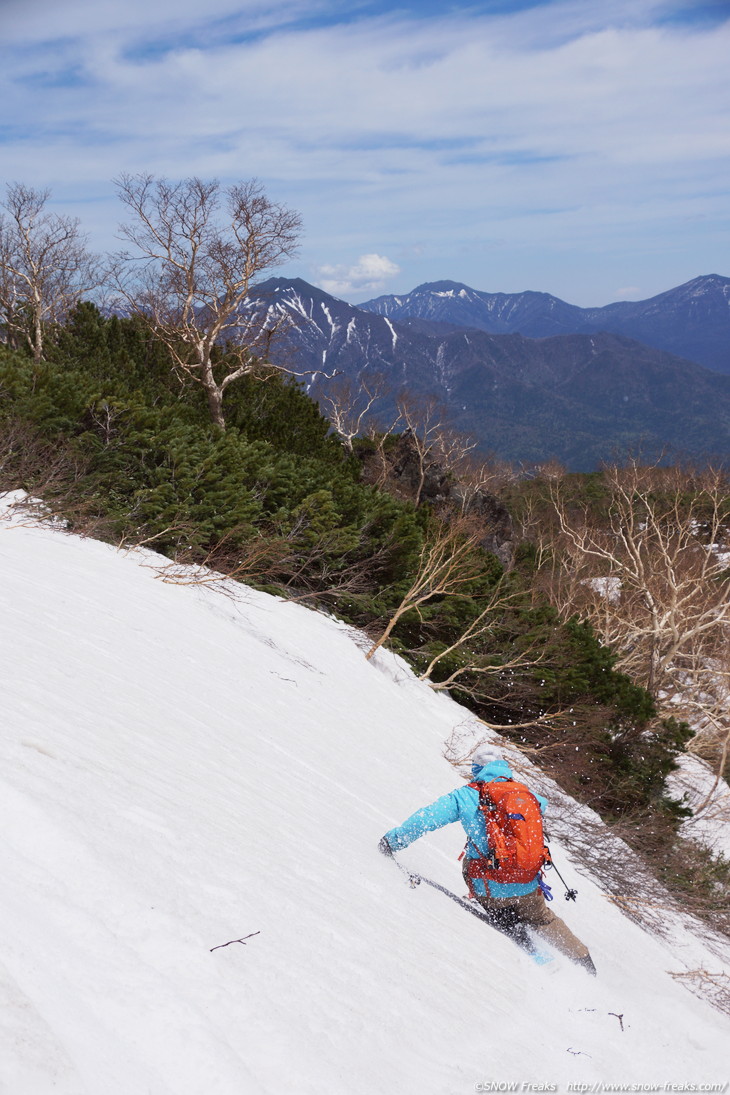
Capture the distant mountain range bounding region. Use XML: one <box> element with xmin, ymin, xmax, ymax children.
<box><xmin>360</xmin><ymin>274</ymin><xmax>730</xmax><ymax>374</ymax></box>
<box><xmin>245</xmin><ymin>276</ymin><xmax>730</xmax><ymax>470</ymax></box>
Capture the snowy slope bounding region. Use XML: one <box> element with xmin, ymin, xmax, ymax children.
<box><xmin>667</xmin><ymin>755</ymin><xmax>730</xmax><ymax>861</ymax></box>
<box><xmin>1</xmin><ymin>493</ymin><xmax>729</xmax><ymax>1095</ymax></box>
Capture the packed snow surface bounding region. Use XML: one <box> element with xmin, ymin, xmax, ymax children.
<box><xmin>0</xmin><ymin>493</ymin><xmax>729</xmax><ymax>1095</ymax></box>
<box><xmin>668</xmin><ymin>755</ymin><xmax>730</xmax><ymax>860</ymax></box>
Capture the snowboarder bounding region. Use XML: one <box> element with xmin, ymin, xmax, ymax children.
<box><xmin>379</xmin><ymin>745</ymin><xmax>596</xmax><ymax>974</ymax></box>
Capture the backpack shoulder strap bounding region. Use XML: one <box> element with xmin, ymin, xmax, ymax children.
<box><xmin>468</xmin><ymin>780</ymin><xmax>510</xmax><ymax>865</ymax></box>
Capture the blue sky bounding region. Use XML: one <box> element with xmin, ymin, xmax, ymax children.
<box><xmin>1</xmin><ymin>0</ymin><xmax>728</xmax><ymax>305</ymax></box>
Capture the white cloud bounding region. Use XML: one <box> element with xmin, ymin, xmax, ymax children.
<box><xmin>315</xmin><ymin>254</ymin><xmax>401</xmax><ymax>297</ymax></box>
<box><xmin>0</xmin><ymin>0</ymin><xmax>728</xmax><ymax>303</ymax></box>
<box><xmin>615</xmin><ymin>286</ymin><xmax>642</xmax><ymax>298</ymax></box>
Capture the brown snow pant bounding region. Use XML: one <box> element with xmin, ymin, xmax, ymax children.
<box><xmin>463</xmin><ymin>866</ymin><xmax>590</xmax><ymax>961</ymax></box>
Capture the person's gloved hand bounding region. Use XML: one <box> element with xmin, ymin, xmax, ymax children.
<box><xmin>378</xmin><ymin>835</ymin><xmax>394</xmax><ymax>856</ymax></box>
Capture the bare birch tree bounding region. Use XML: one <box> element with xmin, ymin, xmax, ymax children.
<box><xmin>365</xmin><ymin>517</ymin><xmax>484</xmax><ymax>659</ymax></box>
<box><xmin>0</xmin><ymin>183</ymin><xmax>100</xmax><ymax>363</ymax></box>
<box><xmin>449</xmin><ymin>451</ymin><xmax>517</xmax><ymax>516</ymax></box>
<box><xmin>111</xmin><ymin>174</ymin><xmax>302</xmax><ymax>429</ymax></box>
<box><xmin>545</xmin><ymin>461</ymin><xmax>730</xmax><ymax>766</ymax></box>
<box><xmin>394</xmin><ymin>394</ymin><xmax>477</xmax><ymax>506</ymax></box>
<box><xmin>363</xmin><ymin>515</ymin><xmax>555</xmax><ymax>730</ymax></box>
<box><xmin>318</xmin><ymin>373</ymin><xmax>386</xmax><ymax>452</ymax></box>
<box><xmin>415</xmin><ymin>577</ymin><xmax>536</xmax><ymax>687</ymax></box>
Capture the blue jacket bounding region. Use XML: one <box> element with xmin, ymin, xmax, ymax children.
<box><xmin>384</xmin><ymin>758</ymin><xmax>548</xmax><ymax>898</ymax></box>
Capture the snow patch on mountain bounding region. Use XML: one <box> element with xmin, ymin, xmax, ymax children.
<box><xmin>320</xmin><ymin>302</ymin><xmax>339</xmax><ymax>336</ymax></box>
<box><xmin>384</xmin><ymin>316</ymin><xmax>398</xmax><ymax>350</ymax></box>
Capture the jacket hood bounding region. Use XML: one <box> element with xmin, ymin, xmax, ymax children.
<box><xmin>471</xmin><ymin>758</ymin><xmax>513</xmax><ymax>783</ymax></box>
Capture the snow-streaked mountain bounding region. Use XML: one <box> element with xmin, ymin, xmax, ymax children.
<box><xmin>246</xmin><ymin>279</ymin><xmax>730</xmax><ymax>469</ymax></box>
<box><xmin>245</xmin><ymin>277</ymin><xmax>423</xmax><ymax>381</ymax></box>
<box><xmin>362</xmin><ymin>280</ymin><xmax>586</xmax><ymax>338</ymax></box>
<box><xmin>1</xmin><ymin>491</ymin><xmax>730</xmax><ymax>1093</ymax></box>
<box><xmin>361</xmin><ymin>275</ymin><xmax>730</xmax><ymax>373</ymax></box>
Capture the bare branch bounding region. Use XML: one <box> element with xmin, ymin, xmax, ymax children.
<box><xmin>111</xmin><ymin>174</ymin><xmax>302</xmax><ymax>428</ymax></box>
<box><xmin>542</xmin><ymin>460</ymin><xmax>730</xmax><ymax>768</ymax></box>
<box><xmin>210</xmin><ymin>932</ymin><xmax>260</xmax><ymax>952</ymax></box>
<box><xmin>319</xmin><ymin>373</ymin><xmax>386</xmax><ymax>452</ymax></box>
<box><xmin>0</xmin><ymin>183</ymin><xmax>102</xmax><ymax>362</ymax></box>
<box><xmin>365</xmin><ymin>516</ymin><xmax>484</xmax><ymax>660</ymax></box>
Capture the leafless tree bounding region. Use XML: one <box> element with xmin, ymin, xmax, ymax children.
<box><xmin>147</xmin><ymin>528</ymin><xmax>290</xmax><ymax>592</ymax></box>
<box><xmin>112</xmin><ymin>174</ymin><xmax>302</xmax><ymax>428</ymax></box>
<box><xmin>365</xmin><ymin>516</ymin><xmax>484</xmax><ymax>660</ymax></box>
<box><xmin>396</xmin><ymin>393</ymin><xmax>476</xmax><ymax>506</ymax></box>
<box><xmin>449</xmin><ymin>451</ymin><xmax>517</xmax><ymax>516</ymax></box>
<box><xmin>544</xmin><ymin>460</ymin><xmax>730</xmax><ymax>766</ymax></box>
<box><xmin>360</xmin><ymin>413</ymin><xmax>405</xmax><ymax>490</ymax></box>
<box><xmin>415</xmin><ymin>576</ymin><xmax>539</xmax><ymax>686</ymax></box>
<box><xmin>0</xmin><ymin>183</ymin><xmax>101</xmax><ymax>363</ymax></box>
<box><xmin>318</xmin><ymin>373</ymin><xmax>386</xmax><ymax>452</ymax></box>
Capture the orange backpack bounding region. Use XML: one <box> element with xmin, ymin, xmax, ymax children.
<box><xmin>464</xmin><ymin>779</ymin><xmax>549</xmax><ymax>888</ymax></box>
